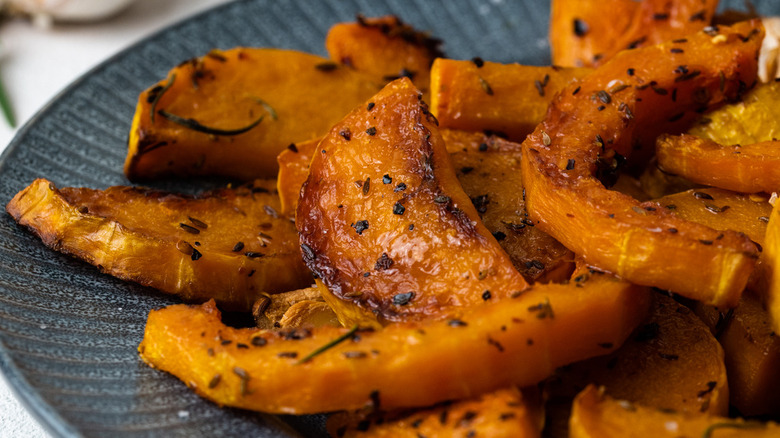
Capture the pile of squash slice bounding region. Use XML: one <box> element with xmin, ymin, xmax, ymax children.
<box><xmin>8</xmin><ymin>1</ymin><xmax>780</xmax><ymax>436</ymax></box>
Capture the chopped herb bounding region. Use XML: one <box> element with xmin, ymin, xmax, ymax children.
<box><xmin>528</xmin><ymin>297</ymin><xmax>554</xmax><ymax>319</ymax></box>
<box><xmin>573</xmin><ymin>18</ymin><xmax>588</xmax><ymax>36</ymax></box>
<box><xmin>188</xmin><ymin>217</ymin><xmax>208</xmax><ymax>229</ymax></box>
<box><xmin>245</xmin><ymin>251</ymin><xmax>264</xmax><ymax>258</ymax></box>
<box><xmin>315</xmin><ymin>62</ymin><xmax>338</xmax><ymax>71</ymax></box>
<box><xmin>251</xmin><ymin>337</ymin><xmax>267</xmax><ymax>347</ymax></box>
<box><xmin>296</xmin><ymin>325</ymin><xmax>359</xmax><ymax>364</ymax></box>
<box><xmin>150</xmin><ymin>73</ymin><xmax>176</xmax><ymax>124</ymax></box>
<box><xmin>394</xmin><ymin>182</ymin><xmax>407</xmax><ymax>192</ymax></box>
<box><xmin>180</xmin><ymin>223</ymin><xmax>200</xmax><ymax>234</ymax></box>
<box><xmin>367</xmin><ymin>102</ymin><xmax>375</xmax><ymax>111</ymax></box>
<box><xmin>670</xmin><ymin>48</ymin><xmax>684</xmax><ymax>54</ymax></box>
<box><xmin>191</xmin><ymin>249</ymin><xmax>202</xmax><ymax>261</ymax></box>
<box><xmin>693</xmin><ymin>191</ymin><xmax>714</xmax><ymax>200</ymax></box>
<box><xmin>375</xmin><ymin>253</ymin><xmax>394</xmax><ymax>270</ymax></box>
<box><xmin>158</xmin><ymin>110</ymin><xmax>264</xmax><ymax>136</ymax></box>
<box><xmin>597</xmin><ymin>90</ymin><xmax>611</xmax><ymax>104</ymax></box>
<box><xmin>340</xmin><ymin>128</ymin><xmax>351</xmax><ymax>141</ymax></box>
<box><xmin>382</xmin><ymin>174</ymin><xmax>392</xmax><ymax>184</ymax></box>
<box><xmin>482</xmin><ymin>290</ymin><xmax>492</xmax><ymax>300</ymax></box>
<box><xmin>393</xmin><ymin>202</ymin><xmax>405</xmax><ymax>215</ymax></box>
<box><xmin>471</xmin><ymin>57</ymin><xmax>484</xmax><ymax>68</ymax></box>
<box><xmin>448</xmin><ymin>319</ymin><xmax>468</xmax><ymax>327</ymax></box>
<box><xmin>627</xmin><ymin>68</ymin><xmax>635</xmax><ymax>76</ymax></box>
<box><xmin>254</xmin><ymin>98</ymin><xmax>278</xmax><ymax>120</ymax></box>
<box><xmin>363</xmin><ymin>177</ymin><xmax>371</xmax><ymax>195</ymax></box>
<box><xmin>434</xmin><ymin>195</ymin><xmax>451</xmax><ymax>204</ymax></box>
<box><xmin>479</xmin><ymin>76</ymin><xmax>494</xmax><ymax>95</ymax></box>
<box><xmin>690</xmin><ymin>10</ymin><xmax>706</xmax><ymax>22</ymax></box>
<box><xmin>393</xmin><ymin>292</ymin><xmax>415</xmax><ymax>305</ymax></box>
<box><xmin>366</xmin><ymin>127</ymin><xmax>377</xmax><ymax>136</ymax></box>
<box><xmin>566</xmin><ymin>159</ymin><xmax>575</xmax><ymax>170</ymax></box>
<box><xmin>208</xmin><ymin>374</ymin><xmax>221</xmax><ymax>389</ymax></box>
<box><xmin>352</xmin><ymin>220</ymin><xmax>369</xmax><ymax>235</ymax></box>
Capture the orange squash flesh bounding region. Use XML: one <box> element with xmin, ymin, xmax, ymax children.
<box><xmin>569</xmin><ymin>385</ymin><xmax>780</xmax><ymax>438</ymax></box>
<box><xmin>297</xmin><ymin>78</ymin><xmax>529</xmax><ymax>323</ymax></box>
<box><xmin>653</xmin><ymin>188</ymin><xmax>771</xmax><ymax>247</ymax></box>
<box><xmin>443</xmin><ymin>129</ymin><xmax>575</xmax><ymax>284</ymax></box>
<box><xmin>325</xmin><ymin>15</ymin><xmax>443</xmax><ymax>95</ymax></box>
<box><xmin>521</xmin><ymin>22</ymin><xmax>763</xmax><ymax>307</ymax></box>
<box><xmin>6</xmin><ymin>179</ymin><xmax>310</xmax><ymax>311</ymax></box>
<box><xmin>656</xmin><ymin>134</ymin><xmax>780</xmax><ymax>194</ymax></box>
<box><xmin>279</xmin><ymin>129</ymin><xmax>574</xmax><ymax>286</ymax></box>
<box><xmin>327</xmin><ymin>386</ymin><xmax>543</xmax><ymax>438</ymax></box>
<box><xmin>139</xmin><ymin>273</ymin><xmax>650</xmax><ymax>415</ymax></box>
<box><xmin>761</xmin><ymin>199</ymin><xmax>780</xmax><ymax>339</ymax></box>
<box><xmin>551</xmin><ymin>293</ymin><xmax>728</xmax><ymax>415</ymax></box>
<box><xmin>125</xmin><ymin>48</ymin><xmax>381</xmax><ymax>181</ymax></box>
<box><xmin>550</xmin><ymin>0</ymin><xmax>718</xmax><ymax>68</ymax></box>
<box><xmin>719</xmin><ymin>294</ymin><xmax>780</xmax><ymax>417</ymax></box>
<box><xmin>429</xmin><ymin>59</ymin><xmax>590</xmax><ymax>141</ymax></box>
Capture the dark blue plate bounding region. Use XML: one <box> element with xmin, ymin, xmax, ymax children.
<box><xmin>0</xmin><ymin>0</ymin><xmax>776</xmax><ymax>436</ymax></box>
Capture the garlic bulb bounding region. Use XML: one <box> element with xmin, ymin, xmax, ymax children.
<box><xmin>5</xmin><ymin>0</ymin><xmax>136</xmax><ymax>24</ymax></box>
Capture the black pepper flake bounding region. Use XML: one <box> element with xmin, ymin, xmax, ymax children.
<box><xmin>627</xmin><ymin>68</ymin><xmax>635</xmax><ymax>76</ymax></box>
<box><xmin>180</xmin><ymin>223</ymin><xmax>201</xmax><ymax>234</ymax></box>
<box><xmin>693</xmin><ymin>191</ymin><xmax>714</xmax><ymax>200</ymax></box>
<box><xmin>448</xmin><ymin>319</ymin><xmax>468</xmax><ymax>327</ymax></box>
<box><xmin>668</xmin><ymin>228</ymin><xmax>678</xmax><ymax>234</ymax></box>
<box><xmin>394</xmin><ymin>182</ymin><xmax>407</xmax><ymax>192</ymax></box>
<box><xmin>221</xmin><ymin>339</ymin><xmax>232</xmax><ymax>346</ymax></box>
<box><xmin>653</xmin><ymin>13</ymin><xmax>669</xmax><ymax>20</ymax></box>
<box><xmin>366</xmin><ymin>126</ymin><xmax>377</xmax><ymax>136</ymax></box>
<box><xmin>573</xmin><ymin>18</ymin><xmax>588</xmax><ymax>37</ymax></box>
<box><xmin>343</xmin><ymin>351</ymin><xmax>367</xmax><ymax>359</ymax></box>
<box><xmin>340</xmin><ymin>128</ymin><xmax>351</xmax><ymax>141</ymax></box>
<box><xmin>698</xmin><ymin>381</ymin><xmax>718</xmax><ymax>398</ymax></box>
<box><xmin>482</xmin><ymin>290</ymin><xmax>492</xmax><ymax>301</ymax></box>
<box><xmin>367</xmin><ymin>102</ymin><xmax>375</xmax><ymax>111</ymax></box>
<box><xmin>479</xmin><ymin>142</ymin><xmax>488</xmax><ymax>151</ymax></box>
<box><xmin>434</xmin><ymin>195</ymin><xmax>451</xmax><ymax>204</ymax></box>
<box><xmin>471</xmin><ymin>194</ymin><xmax>489</xmax><ymax>213</ymax></box>
<box><xmin>191</xmin><ymin>249</ymin><xmax>202</xmax><ymax>261</ymax></box>
<box><xmin>670</xmin><ymin>48</ymin><xmax>684</xmax><ymax>54</ymax></box>
<box><xmin>487</xmin><ymin>336</ymin><xmax>504</xmax><ymax>352</ymax></box>
<box><xmin>393</xmin><ymin>292</ymin><xmax>415</xmax><ymax>306</ymax></box>
<box><xmin>352</xmin><ymin>220</ymin><xmax>369</xmax><ymax>235</ymax></box>
<box><xmin>566</xmin><ymin>159</ymin><xmax>575</xmax><ymax>170</ymax></box>
<box><xmin>408</xmin><ymin>224</ymin><xmax>414</xmax><ymax>231</ymax></box>
<box><xmin>659</xmin><ymin>353</ymin><xmax>679</xmax><ymax>360</ymax></box>
<box><xmin>232</xmin><ymin>241</ymin><xmax>245</xmax><ymax>252</ymax></box>
<box><xmin>675</xmin><ymin>70</ymin><xmax>701</xmax><ymax>82</ymax></box>
<box><xmin>382</xmin><ymin>174</ymin><xmax>392</xmax><ymax>184</ymax></box>
<box><xmin>287</xmin><ymin>143</ymin><xmax>298</xmax><ymax>153</ymax></box>
<box><xmin>251</xmin><ymin>337</ymin><xmax>267</xmax><ymax>347</ymax></box>
<box><xmin>597</xmin><ymin>105</ymin><xmax>606</xmax><ymax>111</ymax></box>
<box><xmin>652</xmin><ymin>86</ymin><xmax>668</xmax><ymax>95</ymax></box>
<box><xmin>627</xmin><ymin>36</ymin><xmax>646</xmax><ymax>49</ymax></box>
<box><xmin>393</xmin><ymin>202</ymin><xmax>405</xmax><ymax>215</ymax></box>
<box><xmin>573</xmin><ymin>86</ymin><xmax>581</xmax><ymax>95</ymax></box>
<box><xmin>493</xmin><ymin>231</ymin><xmax>506</xmax><ymax>241</ymax></box>
<box><xmin>245</xmin><ymin>251</ymin><xmax>264</xmax><ymax>258</ymax></box>
<box><xmin>315</xmin><ymin>62</ymin><xmax>338</xmax><ymax>71</ymax></box>
<box><xmin>689</xmin><ymin>9</ymin><xmax>706</xmax><ymax>21</ymax></box>
<box><xmin>699</xmin><ymin>239</ymin><xmax>714</xmax><ymax>245</ymax></box>
<box><xmin>363</xmin><ymin>177</ymin><xmax>371</xmax><ymax>195</ymax></box>
<box><xmin>471</xmin><ymin>57</ymin><xmax>484</xmax><ymax>68</ymax></box>
<box><xmin>277</xmin><ymin>351</ymin><xmax>298</xmax><ymax>358</ymax></box>
<box><xmin>237</xmin><ymin>343</ymin><xmax>249</xmax><ymax>349</ymax></box>
<box><xmin>375</xmin><ymin>253</ymin><xmax>394</xmax><ymax>270</ymax></box>
<box><xmin>673</xmin><ymin>38</ymin><xmax>688</xmax><ymax>43</ymax></box>
<box><xmin>705</xmin><ymin>204</ymin><xmax>729</xmax><ymax>214</ymax></box>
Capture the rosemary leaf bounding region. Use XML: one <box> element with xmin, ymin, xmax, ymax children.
<box><xmin>150</xmin><ymin>73</ymin><xmax>176</xmax><ymax>124</ymax></box>
<box><xmin>158</xmin><ymin>110</ymin><xmax>264</xmax><ymax>136</ymax></box>
<box><xmin>255</xmin><ymin>98</ymin><xmax>278</xmax><ymax>120</ymax></box>
<box><xmin>0</xmin><ymin>71</ymin><xmax>15</xmax><ymax>128</ymax></box>
<box><xmin>296</xmin><ymin>325</ymin><xmax>359</xmax><ymax>364</ymax></box>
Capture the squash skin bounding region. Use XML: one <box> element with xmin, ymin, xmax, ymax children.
<box><xmin>6</xmin><ymin>178</ymin><xmax>310</xmax><ymax>311</ymax></box>
<box><xmin>570</xmin><ymin>385</ymin><xmax>780</xmax><ymax>438</ymax></box>
<box><xmin>656</xmin><ymin>134</ymin><xmax>780</xmax><ymax>194</ymax></box>
<box><xmin>550</xmin><ymin>0</ymin><xmax>718</xmax><ymax>68</ymax></box>
<box><xmin>139</xmin><ymin>274</ymin><xmax>650</xmax><ymax>414</ymax></box>
<box><xmin>325</xmin><ymin>15</ymin><xmax>443</xmax><ymax>95</ymax></box>
<box><xmin>521</xmin><ymin>22</ymin><xmax>763</xmax><ymax>307</ymax></box>
<box><xmin>297</xmin><ymin>78</ymin><xmax>529</xmax><ymax>323</ymax></box>
<box><xmin>125</xmin><ymin>48</ymin><xmax>381</xmax><ymax>181</ymax></box>
<box><xmin>327</xmin><ymin>386</ymin><xmax>543</xmax><ymax>438</ymax></box>
<box><xmin>551</xmin><ymin>293</ymin><xmax>729</xmax><ymax>415</ymax></box>
<box><xmin>429</xmin><ymin>59</ymin><xmax>590</xmax><ymax>141</ymax></box>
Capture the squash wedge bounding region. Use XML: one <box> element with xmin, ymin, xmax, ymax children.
<box><xmin>570</xmin><ymin>385</ymin><xmax>780</xmax><ymax>438</ymax></box>
<box><xmin>297</xmin><ymin>78</ymin><xmax>529</xmax><ymax>323</ymax></box>
<box><xmin>125</xmin><ymin>48</ymin><xmax>381</xmax><ymax>181</ymax></box>
<box><xmin>551</xmin><ymin>293</ymin><xmax>728</xmax><ymax>415</ymax></box>
<box><xmin>325</xmin><ymin>15</ymin><xmax>443</xmax><ymax>95</ymax></box>
<box><xmin>429</xmin><ymin>59</ymin><xmax>589</xmax><ymax>141</ymax></box>
<box><xmin>327</xmin><ymin>386</ymin><xmax>543</xmax><ymax>438</ymax></box>
<box><xmin>6</xmin><ymin>178</ymin><xmax>310</xmax><ymax>311</ymax></box>
<box><xmin>521</xmin><ymin>21</ymin><xmax>763</xmax><ymax>307</ymax></box>
<box><xmin>656</xmin><ymin>134</ymin><xmax>780</xmax><ymax>194</ymax></box>
<box><xmin>719</xmin><ymin>294</ymin><xmax>780</xmax><ymax>417</ymax></box>
<box><xmin>139</xmin><ymin>273</ymin><xmax>650</xmax><ymax>414</ymax></box>
<box><xmin>550</xmin><ymin>0</ymin><xmax>718</xmax><ymax>68</ymax></box>
<box><xmin>761</xmin><ymin>199</ymin><xmax>780</xmax><ymax>338</ymax></box>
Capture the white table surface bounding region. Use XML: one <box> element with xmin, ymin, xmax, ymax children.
<box><xmin>0</xmin><ymin>1</ymin><xmax>230</xmax><ymax>436</ymax></box>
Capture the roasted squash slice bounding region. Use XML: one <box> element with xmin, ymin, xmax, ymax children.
<box><xmin>125</xmin><ymin>48</ymin><xmax>382</xmax><ymax>181</ymax></box>
<box><xmin>550</xmin><ymin>293</ymin><xmax>728</xmax><ymax>415</ymax></box>
<box><xmin>139</xmin><ymin>272</ymin><xmax>650</xmax><ymax>414</ymax></box>
<box><xmin>297</xmin><ymin>78</ymin><xmax>529</xmax><ymax>323</ymax></box>
<box><xmin>656</xmin><ymin>134</ymin><xmax>780</xmax><ymax>194</ymax></box>
<box><xmin>687</xmin><ymin>80</ymin><xmax>780</xmax><ymax>145</ymax></box>
<box><xmin>761</xmin><ymin>199</ymin><xmax>780</xmax><ymax>339</ymax></box>
<box><xmin>570</xmin><ymin>385</ymin><xmax>780</xmax><ymax>438</ymax></box>
<box><xmin>327</xmin><ymin>386</ymin><xmax>543</xmax><ymax>438</ymax></box>
<box><xmin>550</xmin><ymin>0</ymin><xmax>718</xmax><ymax>68</ymax></box>
<box><xmin>7</xmin><ymin>178</ymin><xmax>310</xmax><ymax>311</ymax></box>
<box><xmin>429</xmin><ymin>59</ymin><xmax>589</xmax><ymax>141</ymax></box>
<box><xmin>719</xmin><ymin>294</ymin><xmax>780</xmax><ymax>417</ymax></box>
<box><xmin>325</xmin><ymin>15</ymin><xmax>443</xmax><ymax>94</ymax></box>
<box><xmin>521</xmin><ymin>22</ymin><xmax>763</xmax><ymax>307</ymax></box>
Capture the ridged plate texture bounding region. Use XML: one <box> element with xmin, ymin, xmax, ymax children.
<box><xmin>0</xmin><ymin>0</ymin><xmax>777</xmax><ymax>436</ymax></box>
